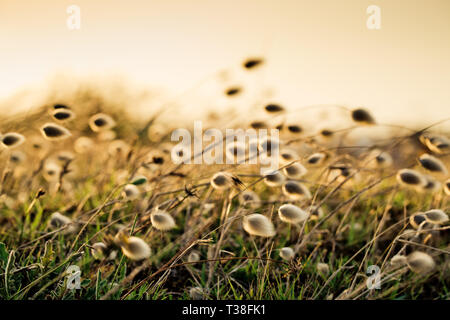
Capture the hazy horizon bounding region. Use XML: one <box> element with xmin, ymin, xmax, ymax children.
<box><xmin>1</xmin><ymin>0</ymin><xmax>450</xmax><ymax>125</ymax></box>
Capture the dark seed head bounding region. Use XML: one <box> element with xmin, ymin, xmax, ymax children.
<box><xmin>53</xmin><ymin>104</ymin><xmax>69</xmax><ymax>110</ymax></box>
<box><xmin>264</xmin><ymin>104</ymin><xmax>284</xmax><ymax>113</ymax></box>
<box><xmin>243</xmin><ymin>58</ymin><xmax>264</xmax><ymax>69</ymax></box>
<box><xmin>287</xmin><ymin>125</ymin><xmax>302</xmax><ymax>133</ymax></box>
<box><xmin>225</xmin><ymin>87</ymin><xmax>241</xmax><ymax>96</ymax></box>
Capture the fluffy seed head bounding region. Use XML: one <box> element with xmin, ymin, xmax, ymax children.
<box><xmin>306</xmin><ymin>152</ymin><xmax>326</xmax><ymax>166</ymax></box>
<box><xmin>396</xmin><ymin>169</ymin><xmax>426</xmax><ymax>188</ymax></box>
<box><xmin>238</xmin><ymin>190</ymin><xmax>261</xmax><ymax>208</ymax></box>
<box><xmin>114</xmin><ymin>230</ymin><xmax>151</xmax><ymax>261</ymax></box>
<box><xmin>409</xmin><ymin>212</ymin><xmax>427</xmax><ymax>229</ymax></box>
<box><xmin>108</xmin><ymin>140</ymin><xmax>130</xmax><ymax>158</ymax></box>
<box><xmin>282</xmin><ymin>181</ymin><xmax>312</xmax><ymax>199</ymax></box>
<box><xmin>420</xmin><ymin>134</ymin><xmax>450</xmax><ymax>154</ymax></box>
<box><xmin>49</xmin><ymin>212</ymin><xmax>77</xmax><ymax>234</ymax></box>
<box><xmin>351</xmin><ymin>108</ymin><xmax>375</xmax><ymax>124</ymax></box>
<box><xmin>123</xmin><ymin>184</ymin><xmax>140</xmax><ymax>200</ymax></box>
<box><xmin>10</xmin><ymin>150</ymin><xmax>26</xmax><ymax>164</ymax></box>
<box><xmin>243</xmin><ymin>58</ymin><xmax>264</xmax><ymax>69</ymax></box>
<box><xmin>279</xmin><ymin>247</ymin><xmax>295</xmax><ymax>260</ymax></box>
<box><xmin>424</xmin><ymin>209</ymin><xmax>448</xmax><ymax>224</ymax></box>
<box><xmin>40</xmin><ymin>123</ymin><xmax>72</xmax><ymax>140</ymax></box>
<box><xmin>264</xmin><ymin>171</ymin><xmax>285</xmax><ymax>187</ymax></box>
<box><xmin>188</xmin><ymin>251</ymin><xmax>200</xmax><ymax>263</ymax></box>
<box><xmin>242</xmin><ymin>214</ymin><xmax>276</xmax><ymax>237</ymax></box>
<box><xmin>43</xmin><ymin>161</ymin><xmax>62</xmax><ymax>182</ymax></box>
<box><xmin>189</xmin><ymin>287</ymin><xmax>205</xmax><ymax>300</ymax></box>
<box><xmin>151</xmin><ymin>210</ymin><xmax>176</xmax><ymax>231</ymax></box>
<box><xmin>390</xmin><ymin>255</ymin><xmax>407</xmax><ymax>266</ymax></box>
<box><xmin>1</xmin><ymin>133</ymin><xmax>25</xmax><ymax>148</ymax></box>
<box><xmin>317</xmin><ymin>263</ymin><xmax>330</xmax><ymax>275</ymax></box>
<box><xmin>264</xmin><ymin>103</ymin><xmax>284</xmax><ymax>113</ymax></box>
<box><xmin>418</xmin><ymin>154</ymin><xmax>447</xmax><ymax>174</ymax></box>
<box><xmin>89</xmin><ymin>113</ymin><xmax>116</xmax><ymax>132</ymax></box>
<box><xmin>278</xmin><ymin>204</ymin><xmax>308</xmax><ymax>224</ymax></box>
<box><xmin>52</xmin><ymin>109</ymin><xmax>75</xmax><ymax>122</ymax></box>
<box><xmin>422</xmin><ymin>175</ymin><xmax>441</xmax><ymax>193</ymax></box>
<box><xmin>283</xmin><ymin>162</ymin><xmax>307</xmax><ymax>179</ymax></box>
<box><xmin>406</xmin><ymin>251</ymin><xmax>435</xmax><ymax>274</ymax></box>
<box><xmin>279</xmin><ymin>148</ymin><xmax>299</xmax><ymax>164</ymax></box>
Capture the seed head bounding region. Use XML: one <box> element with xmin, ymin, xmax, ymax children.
<box><xmin>49</xmin><ymin>212</ymin><xmax>77</xmax><ymax>234</ymax></box>
<box><xmin>278</xmin><ymin>204</ymin><xmax>308</xmax><ymax>224</ymax></box>
<box><xmin>283</xmin><ymin>162</ymin><xmax>307</xmax><ymax>179</ymax></box>
<box><xmin>424</xmin><ymin>209</ymin><xmax>448</xmax><ymax>225</ymax></box>
<box><xmin>279</xmin><ymin>247</ymin><xmax>295</xmax><ymax>260</ymax></box>
<box><xmin>242</xmin><ymin>214</ymin><xmax>276</xmax><ymax>237</ymax></box>
<box><xmin>351</xmin><ymin>108</ymin><xmax>375</xmax><ymax>124</ymax></box>
<box><xmin>406</xmin><ymin>251</ymin><xmax>435</xmax><ymax>274</ymax></box>
<box><xmin>89</xmin><ymin>113</ymin><xmax>116</xmax><ymax>132</ymax></box>
<box><xmin>52</xmin><ymin>109</ymin><xmax>75</xmax><ymax>122</ymax></box>
<box><xmin>306</xmin><ymin>153</ymin><xmax>327</xmax><ymax>167</ymax></box>
<box><xmin>263</xmin><ymin>171</ymin><xmax>285</xmax><ymax>187</ymax></box>
<box><xmin>1</xmin><ymin>133</ymin><xmax>25</xmax><ymax>148</ymax></box>
<box><xmin>114</xmin><ymin>230</ymin><xmax>151</xmax><ymax>261</ymax></box>
<box><xmin>40</xmin><ymin>123</ymin><xmax>72</xmax><ymax>140</ymax></box>
<box><xmin>418</xmin><ymin>154</ymin><xmax>447</xmax><ymax>174</ymax></box>
<box><xmin>282</xmin><ymin>180</ymin><xmax>312</xmax><ymax>199</ymax></box>
<box><xmin>396</xmin><ymin>169</ymin><xmax>426</xmax><ymax>188</ymax></box>
<box><xmin>151</xmin><ymin>210</ymin><xmax>176</xmax><ymax>231</ymax></box>
<box><xmin>123</xmin><ymin>184</ymin><xmax>140</xmax><ymax>200</ymax></box>
<box><xmin>317</xmin><ymin>262</ymin><xmax>330</xmax><ymax>275</ymax></box>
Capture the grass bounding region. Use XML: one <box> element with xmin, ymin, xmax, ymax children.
<box><xmin>0</xmin><ymin>81</ymin><xmax>449</xmax><ymax>301</ymax></box>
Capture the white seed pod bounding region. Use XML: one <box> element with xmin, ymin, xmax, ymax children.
<box><xmin>52</xmin><ymin>109</ymin><xmax>75</xmax><ymax>122</ymax></box>
<box><xmin>278</xmin><ymin>204</ymin><xmax>308</xmax><ymax>224</ymax></box>
<box><xmin>282</xmin><ymin>162</ymin><xmax>307</xmax><ymax>179</ymax></box>
<box><xmin>151</xmin><ymin>210</ymin><xmax>176</xmax><ymax>231</ymax></box>
<box><xmin>396</xmin><ymin>169</ymin><xmax>426</xmax><ymax>188</ymax></box>
<box><xmin>49</xmin><ymin>212</ymin><xmax>77</xmax><ymax>234</ymax></box>
<box><xmin>242</xmin><ymin>214</ymin><xmax>276</xmax><ymax>237</ymax></box>
<box><xmin>108</xmin><ymin>140</ymin><xmax>131</xmax><ymax>157</ymax></box>
<box><xmin>420</xmin><ymin>134</ymin><xmax>450</xmax><ymax>154</ymax></box>
<box><xmin>74</xmin><ymin>136</ymin><xmax>94</xmax><ymax>154</ymax></box>
<box><xmin>406</xmin><ymin>251</ymin><xmax>435</xmax><ymax>274</ymax></box>
<box><xmin>263</xmin><ymin>171</ymin><xmax>285</xmax><ymax>187</ymax></box>
<box><xmin>89</xmin><ymin>113</ymin><xmax>116</xmax><ymax>132</ymax></box>
<box><xmin>210</xmin><ymin>172</ymin><xmax>243</xmax><ymax>190</ymax></box>
<box><xmin>390</xmin><ymin>255</ymin><xmax>407</xmax><ymax>266</ymax></box>
<box><xmin>188</xmin><ymin>251</ymin><xmax>201</xmax><ymax>263</ymax></box>
<box><xmin>238</xmin><ymin>190</ymin><xmax>261</xmax><ymax>208</ymax></box>
<box><xmin>418</xmin><ymin>154</ymin><xmax>447</xmax><ymax>174</ymax></box>
<box><xmin>123</xmin><ymin>184</ymin><xmax>140</xmax><ymax>200</ymax></box>
<box><xmin>279</xmin><ymin>247</ymin><xmax>295</xmax><ymax>261</ymax></box>
<box><xmin>317</xmin><ymin>262</ymin><xmax>330</xmax><ymax>275</ymax></box>
<box><xmin>40</xmin><ymin>123</ymin><xmax>72</xmax><ymax>140</ymax></box>
<box><xmin>445</xmin><ymin>179</ymin><xmax>450</xmax><ymax>196</ymax></box>
<box><xmin>91</xmin><ymin>242</ymin><xmax>107</xmax><ymax>260</ymax></box>
<box><xmin>409</xmin><ymin>212</ymin><xmax>427</xmax><ymax>229</ymax></box>
<box><xmin>10</xmin><ymin>150</ymin><xmax>27</xmax><ymax>164</ymax></box>
<box><xmin>114</xmin><ymin>230</ymin><xmax>151</xmax><ymax>261</ymax></box>
<box><xmin>43</xmin><ymin>161</ymin><xmax>62</xmax><ymax>182</ymax></box>
<box><xmin>424</xmin><ymin>209</ymin><xmax>448</xmax><ymax>225</ymax></box>
<box><xmin>282</xmin><ymin>180</ymin><xmax>312</xmax><ymax>199</ymax></box>
<box><xmin>306</xmin><ymin>152</ymin><xmax>326</xmax><ymax>167</ymax></box>
<box><xmin>1</xmin><ymin>132</ymin><xmax>25</xmax><ymax>148</ymax></box>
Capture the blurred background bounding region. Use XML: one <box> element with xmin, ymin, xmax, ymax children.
<box><xmin>0</xmin><ymin>0</ymin><xmax>449</xmax><ymax>126</ymax></box>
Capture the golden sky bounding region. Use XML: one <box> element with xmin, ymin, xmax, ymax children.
<box><xmin>1</xmin><ymin>0</ymin><xmax>449</xmax><ymax>124</ymax></box>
